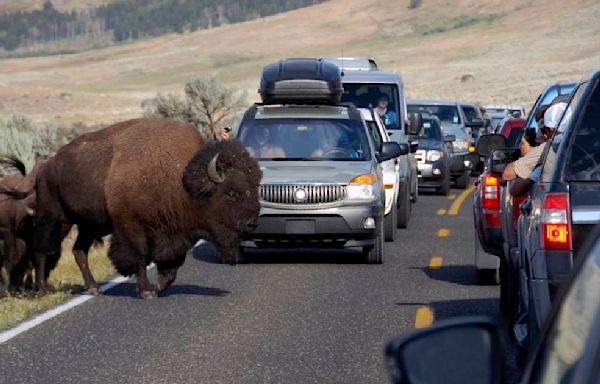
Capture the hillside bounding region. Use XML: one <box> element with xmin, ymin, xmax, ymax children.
<box><xmin>0</xmin><ymin>0</ymin><xmax>598</xmax><ymax>126</ymax></box>
<box><xmin>0</xmin><ymin>0</ymin><xmax>112</xmax><ymax>14</ymax></box>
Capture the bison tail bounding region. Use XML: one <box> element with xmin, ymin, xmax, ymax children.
<box><xmin>0</xmin><ymin>155</ymin><xmax>27</xmax><ymax>176</ymax></box>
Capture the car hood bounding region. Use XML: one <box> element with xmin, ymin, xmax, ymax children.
<box><xmin>258</xmin><ymin>161</ymin><xmax>376</xmax><ymax>185</ymax></box>
<box><xmin>413</xmin><ymin>138</ymin><xmax>444</xmax><ymax>151</ymax></box>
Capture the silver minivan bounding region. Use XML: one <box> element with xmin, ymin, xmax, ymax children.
<box><xmin>236</xmin><ymin>103</ymin><xmax>406</xmax><ymax>263</ymax></box>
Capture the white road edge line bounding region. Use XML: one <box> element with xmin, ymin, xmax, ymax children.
<box><xmin>0</xmin><ymin>263</ymin><xmax>157</xmax><ymax>345</ymax></box>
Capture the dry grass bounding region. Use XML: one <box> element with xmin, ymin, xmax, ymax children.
<box><xmin>0</xmin><ymin>0</ymin><xmax>598</xmax><ymax>124</ymax></box>
<box><xmin>0</xmin><ymin>229</ymin><xmax>115</xmax><ymax>331</ymax></box>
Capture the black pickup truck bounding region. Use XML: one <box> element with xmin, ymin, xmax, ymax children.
<box><xmin>516</xmin><ymin>69</ymin><xmax>600</xmax><ymax>355</ymax></box>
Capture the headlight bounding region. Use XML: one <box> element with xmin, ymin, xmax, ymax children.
<box><xmin>346</xmin><ymin>173</ymin><xmax>378</xmax><ymax>201</ymax></box>
<box><xmin>426</xmin><ymin>150</ymin><xmax>443</xmax><ymax>162</ymax></box>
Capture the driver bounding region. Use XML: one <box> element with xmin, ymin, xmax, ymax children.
<box><xmin>246</xmin><ymin>126</ymin><xmax>286</xmax><ymax>158</ymax></box>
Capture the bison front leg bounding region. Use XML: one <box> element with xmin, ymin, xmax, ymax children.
<box><xmin>214</xmin><ymin>232</ymin><xmax>243</xmax><ymax>265</ymax></box>
<box><xmin>72</xmin><ymin>231</ymin><xmax>100</xmax><ymax>295</ymax></box>
<box><xmin>155</xmin><ymin>252</ymin><xmax>186</xmax><ymax>294</ymax></box>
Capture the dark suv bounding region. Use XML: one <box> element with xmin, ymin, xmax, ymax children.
<box><xmin>517</xmin><ymin>69</ymin><xmax>600</xmax><ymax>353</ymax></box>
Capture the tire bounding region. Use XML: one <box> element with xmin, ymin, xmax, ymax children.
<box><xmin>411</xmin><ymin>176</ymin><xmax>419</xmax><ymax>203</ymax></box>
<box><xmin>499</xmin><ymin>256</ymin><xmax>509</xmax><ymax>316</ymax></box>
<box><xmin>396</xmin><ymin>182</ymin><xmax>410</xmax><ymax>229</ymax></box>
<box><xmin>364</xmin><ymin>223</ymin><xmax>384</xmax><ymax>264</ymax></box>
<box><xmin>526</xmin><ymin>285</ymin><xmax>540</xmax><ymax>357</ymax></box>
<box><xmin>384</xmin><ymin>207</ymin><xmax>397</xmax><ymax>242</ymax></box>
<box><xmin>436</xmin><ymin>174</ymin><xmax>450</xmax><ymax>195</ymax></box>
<box><xmin>477</xmin><ymin>268</ymin><xmax>500</xmax><ymax>285</ymax></box>
<box><xmin>455</xmin><ymin>171</ymin><xmax>470</xmax><ymax>189</ymax></box>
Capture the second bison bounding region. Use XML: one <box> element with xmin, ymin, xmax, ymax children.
<box><xmin>27</xmin><ymin>118</ymin><xmax>261</xmax><ymax>298</ymax></box>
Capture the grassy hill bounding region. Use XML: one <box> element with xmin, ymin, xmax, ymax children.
<box><xmin>0</xmin><ymin>0</ymin><xmax>112</xmax><ymax>14</ymax></box>
<box><xmin>0</xmin><ymin>0</ymin><xmax>598</xmax><ymax>126</ymax></box>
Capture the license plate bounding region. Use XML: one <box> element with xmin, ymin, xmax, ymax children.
<box><xmin>286</xmin><ymin>220</ymin><xmax>316</xmax><ymax>234</ymax></box>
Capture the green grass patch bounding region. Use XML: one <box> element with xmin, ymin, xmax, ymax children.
<box><xmin>0</xmin><ymin>237</ymin><xmax>115</xmax><ymax>331</ymax></box>
<box><xmin>213</xmin><ymin>54</ymin><xmax>257</xmax><ymax>68</ymax></box>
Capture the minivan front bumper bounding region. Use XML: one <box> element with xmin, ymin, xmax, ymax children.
<box><xmin>240</xmin><ymin>203</ymin><xmax>383</xmax><ymax>248</ymax></box>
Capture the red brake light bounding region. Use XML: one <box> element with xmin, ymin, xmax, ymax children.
<box><xmin>482</xmin><ymin>174</ymin><xmax>500</xmax><ymax>209</ymax></box>
<box><xmin>541</xmin><ymin>193</ymin><xmax>572</xmax><ymax>251</ymax></box>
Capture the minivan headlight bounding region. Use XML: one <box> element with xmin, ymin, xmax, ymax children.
<box><xmin>426</xmin><ymin>150</ymin><xmax>443</xmax><ymax>162</ymax></box>
<box><xmin>346</xmin><ymin>173</ymin><xmax>377</xmax><ymax>201</ymax></box>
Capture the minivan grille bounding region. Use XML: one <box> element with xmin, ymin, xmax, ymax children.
<box><xmin>260</xmin><ymin>184</ymin><xmax>347</xmax><ymax>204</ymax></box>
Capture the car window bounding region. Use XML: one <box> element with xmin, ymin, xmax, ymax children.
<box><xmin>528</xmin><ymin>84</ymin><xmax>577</xmax><ymax>130</ymax></box>
<box><xmin>507</xmin><ymin>126</ymin><xmax>523</xmax><ymax>148</ymax></box>
<box><xmin>238</xmin><ymin>118</ymin><xmax>371</xmax><ymax>161</ymax></box>
<box><xmin>534</xmin><ymin>243</ymin><xmax>600</xmax><ymax>384</ymax></box>
<box><xmin>565</xmin><ymin>80</ymin><xmax>600</xmax><ymax>181</ymax></box>
<box><xmin>366</xmin><ymin>121</ymin><xmax>383</xmax><ymax>151</ymax></box>
<box><xmin>541</xmin><ymin>83</ymin><xmax>587</xmax><ymax>182</ymax></box>
<box><xmin>461</xmin><ymin>105</ymin><xmax>478</xmax><ymax>121</ymax></box>
<box><xmin>341</xmin><ymin>84</ymin><xmax>400</xmax><ymax>129</ymax></box>
<box><xmin>408</xmin><ymin>104</ymin><xmax>461</xmax><ymax>125</ymax></box>
<box><xmin>417</xmin><ymin>119</ymin><xmax>442</xmax><ymax>140</ymax></box>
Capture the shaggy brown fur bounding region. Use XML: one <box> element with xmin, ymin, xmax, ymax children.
<box><xmin>27</xmin><ymin>118</ymin><xmax>261</xmax><ymax>298</ymax></box>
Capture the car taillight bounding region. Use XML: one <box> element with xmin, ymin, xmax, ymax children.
<box><xmin>541</xmin><ymin>192</ymin><xmax>572</xmax><ymax>251</ymax></box>
<box><xmin>482</xmin><ymin>174</ymin><xmax>500</xmax><ymax>209</ymax></box>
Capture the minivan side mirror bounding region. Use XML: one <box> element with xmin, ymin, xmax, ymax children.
<box><xmin>476</xmin><ymin>134</ymin><xmax>508</xmax><ymax>157</ymax></box>
<box><xmin>444</xmin><ymin>135</ymin><xmax>456</xmax><ymax>143</ymax></box>
<box><xmin>465</xmin><ymin>119</ymin><xmax>485</xmax><ymax>129</ymax></box>
<box><xmin>377</xmin><ymin>142</ymin><xmax>406</xmax><ymax>162</ymax></box>
<box><xmin>385</xmin><ymin>317</ymin><xmax>504</xmax><ymax>384</ymax></box>
<box><xmin>407</xmin><ymin>112</ymin><xmax>423</xmax><ymax>135</ymax></box>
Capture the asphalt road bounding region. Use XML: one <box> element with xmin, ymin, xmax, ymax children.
<box><xmin>0</xmin><ymin>186</ymin><xmax>518</xmax><ymax>383</ymax></box>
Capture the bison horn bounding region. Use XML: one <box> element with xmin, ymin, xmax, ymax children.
<box><xmin>207</xmin><ymin>153</ymin><xmax>225</xmax><ymax>184</ymax></box>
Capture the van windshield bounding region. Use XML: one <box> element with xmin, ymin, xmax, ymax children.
<box><xmin>238</xmin><ymin>118</ymin><xmax>371</xmax><ymax>161</ymax></box>
<box><xmin>341</xmin><ymin>84</ymin><xmax>400</xmax><ymax>129</ymax></box>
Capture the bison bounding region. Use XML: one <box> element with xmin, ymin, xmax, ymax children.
<box><xmin>6</xmin><ymin>118</ymin><xmax>261</xmax><ymax>298</ymax></box>
<box><xmin>0</xmin><ymin>156</ymin><xmax>36</xmax><ymax>291</ymax></box>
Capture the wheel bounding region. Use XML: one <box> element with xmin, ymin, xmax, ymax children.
<box><xmin>477</xmin><ymin>268</ymin><xmax>500</xmax><ymax>285</ymax></box>
<box><xmin>411</xmin><ymin>176</ymin><xmax>419</xmax><ymax>203</ymax></box>
<box><xmin>396</xmin><ymin>182</ymin><xmax>410</xmax><ymax>229</ymax></box>
<box><xmin>526</xmin><ymin>284</ymin><xmax>540</xmax><ymax>357</ymax></box>
<box><xmin>436</xmin><ymin>174</ymin><xmax>450</xmax><ymax>195</ymax></box>
<box><xmin>384</xmin><ymin>207</ymin><xmax>397</xmax><ymax>242</ymax></box>
<box><xmin>364</xmin><ymin>223</ymin><xmax>384</xmax><ymax>264</ymax></box>
<box><xmin>499</xmin><ymin>256</ymin><xmax>509</xmax><ymax>316</ymax></box>
<box><xmin>454</xmin><ymin>171</ymin><xmax>470</xmax><ymax>189</ymax></box>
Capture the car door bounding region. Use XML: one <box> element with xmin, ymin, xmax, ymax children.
<box><xmin>522</xmin><ymin>233</ymin><xmax>600</xmax><ymax>383</ymax></box>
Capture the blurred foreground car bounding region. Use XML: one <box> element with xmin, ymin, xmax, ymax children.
<box><xmin>385</xmin><ymin>225</ymin><xmax>600</xmax><ymax>384</ymax></box>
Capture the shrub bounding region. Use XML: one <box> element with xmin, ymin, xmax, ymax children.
<box><xmin>145</xmin><ymin>75</ymin><xmax>248</xmax><ymax>140</ymax></box>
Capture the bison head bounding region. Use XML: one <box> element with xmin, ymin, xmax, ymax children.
<box><xmin>183</xmin><ymin>139</ymin><xmax>262</xmax><ymax>235</ymax></box>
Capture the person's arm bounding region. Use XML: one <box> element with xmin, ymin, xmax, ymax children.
<box><xmin>510</xmin><ymin>178</ymin><xmax>534</xmax><ymax>196</ymax></box>
<box><xmin>503</xmin><ymin>162</ymin><xmax>517</xmax><ymax>181</ymax></box>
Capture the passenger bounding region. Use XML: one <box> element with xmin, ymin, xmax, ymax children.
<box><xmin>246</xmin><ymin>126</ymin><xmax>286</xmax><ymax>158</ymax></box>
<box><xmin>502</xmin><ymin>102</ymin><xmax>567</xmax><ymax>181</ymax></box>
<box><xmin>374</xmin><ymin>94</ymin><xmax>397</xmax><ymax>125</ymax></box>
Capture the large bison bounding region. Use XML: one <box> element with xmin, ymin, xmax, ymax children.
<box><xmin>7</xmin><ymin>118</ymin><xmax>261</xmax><ymax>298</ymax></box>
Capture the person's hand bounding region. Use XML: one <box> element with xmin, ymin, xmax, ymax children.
<box><xmin>220</xmin><ymin>126</ymin><xmax>231</xmax><ymax>140</ymax></box>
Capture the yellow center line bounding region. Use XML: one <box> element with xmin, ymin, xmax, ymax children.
<box><xmin>447</xmin><ymin>194</ymin><xmax>457</xmax><ymax>200</ymax></box>
<box><xmin>448</xmin><ymin>184</ymin><xmax>476</xmax><ymax>215</ymax></box>
<box><xmin>436</xmin><ymin>208</ymin><xmax>446</xmax><ymax>216</ymax></box>
<box><xmin>437</xmin><ymin>228</ymin><xmax>449</xmax><ymax>237</ymax></box>
<box><xmin>415</xmin><ymin>307</ymin><xmax>434</xmax><ymax>328</ymax></box>
<box><xmin>429</xmin><ymin>256</ymin><xmax>443</xmax><ymax>269</ymax></box>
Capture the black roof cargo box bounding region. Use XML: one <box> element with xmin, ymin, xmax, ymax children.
<box><xmin>259</xmin><ymin>58</ymin><xmax>343</xmax><ymax>105</ymax></box>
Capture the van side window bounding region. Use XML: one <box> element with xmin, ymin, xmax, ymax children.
<box><xmin>565</xmin><ymin>81</ymin><xmax>600</xmax><ymax>181</ymax></box>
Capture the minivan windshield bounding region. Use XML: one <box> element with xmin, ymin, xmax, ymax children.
<box><xmin>341</xmin><ymin>83</ymin><xmax>400</xmax><ymax>129</ymax></box>
<box><xmin>238</xmin><ymin>118</ymin><xmax>371</xmax><ymax>161</ymax></box>
<box><xmin>408</xmin><ymin>104</ymin><xmax>462</xmax><ymax>125</ymax></box>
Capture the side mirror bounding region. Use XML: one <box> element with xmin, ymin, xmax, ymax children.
<box><xmin>465</xmin><ymin>119</ymin><xmax>485</xmax><ymax>129</ymax></box>
<box><xmin>378</xmin><ymin>142</ymin><xmax>406</xmax><ymax>162</ymax></box>
<box><xmin>409</xmin><ymin>141</ymin><xmax>418</xmax><ymax>153</ymax></box>
<box><xmin>444</xmin><ymin>134</ymin><xmax>456</xmax><ymax>143</ymax></box>
<box><xmin>407</xmin><ymin>112</ymin><xmax>423</xmax><ymax>135</ymax></box>
<box><xmin>385</xmin><ymin>317</ymin><xmax>504</xmax><ymax>384</ymax></box>
<box><xmin>476</xmin><ymin>134</ymin><xmax>508</xmax><ymax>157</ymax></box>
<box><xmin>489</xmin><ymin>148</ymin><xmax>519</xmax><ymax>174</ymax></box>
